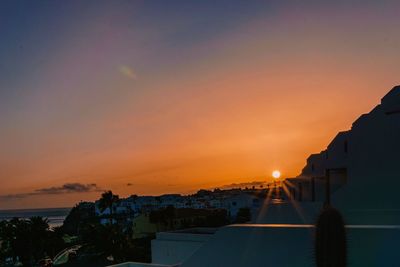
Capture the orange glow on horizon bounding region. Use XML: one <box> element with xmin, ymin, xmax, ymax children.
<box><xmin>1</xmin><ymin>1</ymin><xmax>400</xmax><ymax>210</ymax></box>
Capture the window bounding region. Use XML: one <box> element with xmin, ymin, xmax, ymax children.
<box><xmin>386</xmin><ymin>109</ymin><xmax>400</xmax><ymax>115</ymax></box>
<box><xmin>344</xmin><ymin>140</ymin><xmax>348</xmax><ymax>153</ymax></box>
<box><xmin>311</xmin><ymin>164</ymin><xmax>315</xmax><ymax>172</ymax></box>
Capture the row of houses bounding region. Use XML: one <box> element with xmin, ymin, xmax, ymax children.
<box><xmin>94</xmin><ymin>189</ymin><xmax>268</xmax><ymax>225</ymax></box>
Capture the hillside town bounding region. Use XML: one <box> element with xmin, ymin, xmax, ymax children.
<box><xmin>94</xmin><ymin>185</ymin><xmax>279</xmax><ymax>229</ymax></box>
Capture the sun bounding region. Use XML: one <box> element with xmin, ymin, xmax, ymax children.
<box><xmin>272</xmin><ymin>170</ymin><xmax>281</xmax><ymax>179</ymax></box>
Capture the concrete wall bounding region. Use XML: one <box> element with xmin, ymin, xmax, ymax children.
<box><xmin>180</xmin><ymin>224</ymin><xmax>400</xmax><ymax>267</ymax></box>
<box><xmin>151</xmin><ymin>230</ymin><xmax>214</xmax><ymax>265</ymax></box>
<box><xmin>108</xmin><ymin>263</ymin><xmax>175</xmax><ymax>267</ymax></box>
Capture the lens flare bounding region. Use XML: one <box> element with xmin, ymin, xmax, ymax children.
<box><xmin>272</xmin><ymin>170</ymin><xmax>281</xmax><ymax>179</ymax></box>
<box><xmin>120</xmin><ymin>65</ymin><xmax>137</xmax><ymax>80</ymax></box>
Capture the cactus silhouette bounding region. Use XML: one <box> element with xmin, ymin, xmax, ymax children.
<box><xmin>315</xmin><ymin>205</ymin><xmax>347</xmax><ymax>267</ymax></box>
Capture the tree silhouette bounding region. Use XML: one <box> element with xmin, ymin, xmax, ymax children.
<box><xmin>29</xmin><ymin>217</ymin><xmax>50</xmax><ymax>262</ymax></box>
<box><xmin>0</xmin><ymin>217</ymin><xmax>65</xmax><ymax>267</ymax></box>
<box><xmin>98</xmin><ymin>191</ymin><xmax>120</xmax><ymax>224</ymax></box>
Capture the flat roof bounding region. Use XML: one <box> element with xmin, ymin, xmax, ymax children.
<box><xmin>229</xmin><ymin>223</ymin><xmax>400</xmax><ymax>229</ymax></box>
<box><xmin>166</xmin><ymin>227</ymin><xmax>218</xmax><ymax>235</ymax></box>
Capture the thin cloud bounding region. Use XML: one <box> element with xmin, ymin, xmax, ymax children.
<box><xmin>35</xmin><ymin>183</ymin><xmax>100</xmax><ymax>194</ymax></box>
<box><xmin>0</xmin><ymin>183</ymin><xmax>102</xmax><ymax>201</ymax></box>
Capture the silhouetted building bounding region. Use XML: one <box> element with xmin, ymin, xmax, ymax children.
<box><xmin>285</xmin><ymin>85</ymin><xmax>400</xmax><ymax>224</ymax></box>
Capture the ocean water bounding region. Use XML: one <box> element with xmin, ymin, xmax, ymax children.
<box><xmin>0</xmin><ymin>207</ymin><xmax>71</xmax><ymax>228</ymax></box>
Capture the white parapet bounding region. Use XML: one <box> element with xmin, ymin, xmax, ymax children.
<box><xmin>180</xmin><ymin>224</ymin><xmax>400</xmax><ymax>267</ymax></box>
<box><xmin>152</xmin><ymin>228</ymin><xmax>216</xmax><ymax>265</ymax></box>
<box><xmin>109</xmin><ymin>223</ymin><xmax>400</xmax><ymax>267</ymax></box>
<box><xmin>107</xmin><ymin>262</ymin><xmax>177</xmax><ymax>267</ymax></box>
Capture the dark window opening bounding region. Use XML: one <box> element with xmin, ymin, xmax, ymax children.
<box><xmin>344</xmin><ymin>140</ymin><xmax>348</xmax><ymax>153</ymax></box>
<box><xmin>386</xmin><ymin>109</ymin><xmax>400</xmax><ymax>115</ymax></box>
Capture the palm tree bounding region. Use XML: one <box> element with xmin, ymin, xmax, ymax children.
<box><xmin>99</xmin><ymin>191</ymin><xmax>120</xmax><ymax>224</ymax></box>
<box><xmin>29</xmin><ymin>217</ymin><xmax>49</xmax><ymax>233</ymax></box>
<box><xmin>29</xmin><ymin>217</ymin><xmax>50</xmax><ymax>261</ymax></box>
<box><xmin>0</xmin><ymin>217</ymin><xmax>65</xmax><ymax>267</ymax></box>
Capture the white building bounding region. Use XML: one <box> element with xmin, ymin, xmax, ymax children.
<box><xmin>284</xmin><ymin>85</ymin><xmax>400</xmax><ymax>225</ymax></box>
<box><xmin>222</xmin><ymin>193</ymin><xmax>261</xmax><ymax>219</ymax></box>
<box><xmin>159</xmin><ymin>194</ymin><xmax>184</xmax><ymax>209</ymax></box>
<box><xmin>151</xmin><ymin>228</ymin><xmax>216</xmax><ymax>265</ymax></box>
<box><xmin>108</xmin><ymin>224</ymin><xmax>400</xmax><ymax>267</ymax></box>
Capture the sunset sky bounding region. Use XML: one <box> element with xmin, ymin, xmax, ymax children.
<box><xmin>1</xmin><ymin>0</ymin><xmax>400</xmax><ymax>209</ymax></box>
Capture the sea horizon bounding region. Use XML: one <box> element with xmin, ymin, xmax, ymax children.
<box><xmin>0</xmin><ymin>206</ymin><xmax>72</xmax><ymax>212</ymax></box>
<box><xmin>0</xmin><ymin>207</ymin><xmax>72</xmax><ymax>228</ymax></box>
